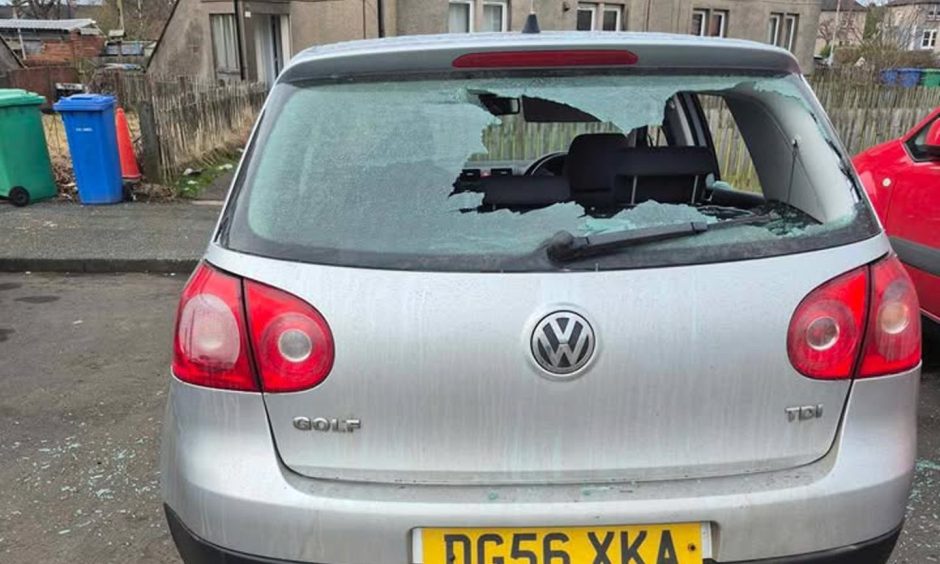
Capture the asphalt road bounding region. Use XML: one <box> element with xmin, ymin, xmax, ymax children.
<box><xmin>0</xmin><ymin>272</ymin><xmax>937</xmax><ymax>563</ymax></box>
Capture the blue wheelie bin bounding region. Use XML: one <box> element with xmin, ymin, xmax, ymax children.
<box><xmin>897</xmin><ymin>68</ymin><xmax>924</xmax><ymax>88</ymax></box>
<box><xmin>53</xmin><ymin>94</ymin><xmax>123</xmax><ymax>205</ymax></box>
<box><xmin>880</xmin><ymin>69</ymin><xmax>900</xmax><ymax>86</ymax></box>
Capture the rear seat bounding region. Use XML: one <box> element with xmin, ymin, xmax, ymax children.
<box><xmin>566</xmin><ymin>134</ymin><xmax>719</xmax><ymax>208</ymax></box>
<box><xmin>623</xmin><ymin>146</ymin><xmax>719</xmax><ymax>205</ymax></box>
<box><xmin>477</xmin><ymin>134</ymin><xmax>720</xmax><ymax>210</ymax></box>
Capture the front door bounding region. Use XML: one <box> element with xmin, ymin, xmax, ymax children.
<box><xmin>254</xmin><ymin>14</ymin><xmax>291</xmax><ymax>88</ymax></box>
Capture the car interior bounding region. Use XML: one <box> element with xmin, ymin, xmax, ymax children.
<box><xmin>454</xmin><ymin>92</ymin><xmax>767</xmax><ymax>218</ymax></box>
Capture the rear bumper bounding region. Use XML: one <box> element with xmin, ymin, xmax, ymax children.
<box><xmin>161</xmin><ymin>369</ymin><xmax>918</xmax><ymax>564</ymax></box>
<box><xmin>165</xmin><ymin>505</ymin><xmax>901</xmax><ymax>564</ymax></box>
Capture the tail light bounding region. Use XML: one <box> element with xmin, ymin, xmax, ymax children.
<box><xmin>172</xmin><ymin>264</ymin><xmax>256</xmax><ymax>391</ymax></box>
<box><xmin>788</xmin><ymin>255</ymin><xmax>921</xmax><ymax>380</ymax></box>
<box><xmin>787</xmin><ymin>266</ymin><xmax>868</xmax><ymax>379</ymax></box>
<box><xmin>172</xmin><ymin>263</ymin><xmax>335</xmax><ymax>392</ymax></box>
<box><xmin>858</xmin><ymin>257</ymin><xmax>922</xmax><ymax>377</ymax></box>
<box><xmin>244</xmin><ymin>280</ymin><xmax>335</xmax><ymax>392</ymax></box>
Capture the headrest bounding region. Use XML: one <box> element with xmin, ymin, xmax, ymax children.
<box><xmin>564</xmin><ymin>134</ymin><xmax>632</xmax><ymax>193</ymax></box>
<box><xmin>619</xmin><ymin>146</ymin><xmax>718</xmax><ymax>177</ymax></box>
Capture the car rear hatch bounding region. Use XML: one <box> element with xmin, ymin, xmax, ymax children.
<box><xmin>214</xmin><ymin>37</ymin><xmax>884</xmax><ymax>484</ymax></box>
<box><xmin>209</xmin><ymin>242</ymin><xmax>884</xmax><ymax>485</ymax></box>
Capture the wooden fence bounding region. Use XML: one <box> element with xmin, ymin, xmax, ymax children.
<box><xmin>87</xmin><ymin>69</ymin><xmax>940</xmax><ymax>186</ymax></box>
<box><xmin>812</xmin><ymin>71</ymin><xmax>940</xmax><ymax>156</ymax></box>
<box><xmin>92</xmin><ymin>72</ymin><xmax>267</xmax><ymax>182</ymax></box>
<box><xmin>476</xmin><ymin>70</ymin><xmax>940</xmax><ymax>191</ymax></box>
<box><xmin>0</xmin><ymin>66</ymin><xmax>80</xmax><ymax>108</ymax></box>
<box><xmin>711</xmin><ymin>72</ymin><xmax>940</xmax><ymax>189</ymax></box>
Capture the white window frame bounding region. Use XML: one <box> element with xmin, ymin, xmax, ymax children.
<box><xmin>482</xmin><ymin>1</ymin><xmax>509</xmax><ymax>32</ymax></box>
<box><xmin>448</xmin><ymin>0</ymin><xmax>474</xmax><ymax>33</ymax></box>
<box><xmin>691</xmin><ymin>9</ymin><xmax>708</xmax><ymax>36</ymax></box>
<box><xmin>928</xmin><ymin>4</ymin><xmax>940</xmax><ymax>21</ymax></box>
<box><xmin>691</xmin><ymin>8</ymin><xmax>726</xmax><ymax>38</ymax></box>
<box><xmin>600</xmin><ymin>5</ymin><xmax>623</xmax><ymax>31</ymax></box>
<box><xmin>783</xmin><ymin>14</ymin><xmax>798</xmax><ymax>51</ymax></box>
<box><xmin>922</xmin><ymin>29</ymin><xmax>938</xmax><ymax>49</ymax></box>
<box><xmin>710</xmin><ymin>10</ymin><xmax>727</xmax><ymax>38</ymax></box>
<box><xmin>768</xmin><ymin>13</ymin><xmax>781</xmax><ymax>45</ymax></box>
<box><xmin>577</xmin><ymin>3</ymin><xmax>598</xmax><ymax>31</ymax></box>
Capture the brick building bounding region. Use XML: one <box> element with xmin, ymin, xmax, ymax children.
<box><xmin>0</xmin><ymin>18</ymin><xmax>105</xmax><ymax>67</ymax></box>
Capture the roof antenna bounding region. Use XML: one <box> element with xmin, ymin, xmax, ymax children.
<box><xmin>522</xmin><ymin>0</ymin><xmax>541</xmax><ymax>33</ymax></box>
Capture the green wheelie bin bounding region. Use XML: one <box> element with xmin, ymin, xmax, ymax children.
<box><xmin>0</xmin><ymin>89</ymin><xmax>56</xmax><ymax>206</ymax></box>
<box><xmin>922</xmin><ymin>69</ymin><xmax>940</xmax><ymax>88</ymax></box>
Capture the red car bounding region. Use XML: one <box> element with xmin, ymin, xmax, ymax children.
<box><xmin>854</xmin><ymin>109</ymin><xmax>940</xmax><ymax>326</ymax></box>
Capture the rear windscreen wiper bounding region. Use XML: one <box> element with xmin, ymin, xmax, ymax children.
<box><xmin>547</xmin><ymin>214</ymin><xmax>775</xmax><ymax>263</ymax></box>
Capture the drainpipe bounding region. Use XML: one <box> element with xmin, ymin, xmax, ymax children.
<box><xmin>377</xmin><ymin>0</ymin><xmax>385</xmax><ymax>37</ymax></box>
<box><xmin>233</xmin><ymin>0</ymin><xmax>246</xmax><ymax>80</ymax></box>
<box><xmin>13</xmin><ymin>7</ymin><xmax>25</xmax><ymax>62</ymax></box>
<box><xmin>828</xmin><ymin>0</ymin><xmax>842</xmax><ymax>67</ymax></box>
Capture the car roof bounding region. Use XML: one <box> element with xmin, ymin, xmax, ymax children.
<box><xmin>281</xmin><ymin>31</ymin><xmax>801</xmax><ymax>82</ymax></box>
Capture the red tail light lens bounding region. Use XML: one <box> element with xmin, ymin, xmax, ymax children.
<box><xmin>858</xmin><ymin>256</ymin><xmax>921</xmax><ymax>377</ymax></box>
<box><xmin>172</xmin><ymin>263</ymin><xmax>257</xmax><ymax>391</ymax></box>
<box><xmin>172</xmin><ymin>263</ymin><xmax>335</xmax><ymax>393</ymax></box>
<box><xmin>787</xmin><ymin>267</ymin><xmax>868</xmax><ymax>379</ymax></box>
<box><xmin>245</xmin><ymin>280</ymin><xmax>335</xmax><ymax>393</ymax></box>
<box><xmin>788</xmin><ymin>255</ymin><xmax>922</xmax><ymax>380</ymax></box>
<box><xmin>452</xmin><ymin>49</ymin><xmax>639</xmax><ymax>69</ymax></box>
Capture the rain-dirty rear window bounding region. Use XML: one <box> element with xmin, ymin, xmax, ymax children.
<box><xmin>222</xmin><ymin>72</ymin><xmax>878</xmax><ymax>272</ymax></box>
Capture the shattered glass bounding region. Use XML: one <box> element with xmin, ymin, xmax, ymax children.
<box><xmin>234</xmin><ymin>72</ymin><xmax>866</xmax><ymax>270</ymax></box>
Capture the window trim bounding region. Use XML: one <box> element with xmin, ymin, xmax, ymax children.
<box><xmin>783</xmin><ymin>14</ymin><xmax>798</xmax><ymax>52</ymax></box>
<box><xmin>922</xmin><ymin>29</ymin><xmax>938</xmax><ymax>49</ymax></box>
<box><xmin>691</xmin><ymin>8</ymin><xmax>727</xmax><ymax>38</ymax></box>
<box><xmin>601</xmin><ymin>5</ymin><xmax>623</xmax><ymax>31</ymax></box>
<box><xmin>928</xmin><ymin>4</ymin><xmax>940</xmax><ymax>21</ymax></box>
<box><xmin>691</xmin><ymin>8</ymin><xmax>708</xmax><ymax>36</ymax></box>
<box><xmin>709</xmin><ymin>10</ymin><xmax>728</xmax><ymax>38</ymax></box>
<box><xmin>769</xmin><ymin>12</ymin><xmax>797</xmax><ymax>52</ymax></box>
<box><xmin>768</xmin><ymin>13</ymin><xmax>781</xmax><ymax>45</ymax></box>
<box><xmin>448</xmin><ymin>0</ymin><xmax>475</xmax><ymax>33</ymax></box>
<box><xmin>209</xmin><ymin>13</ymin><xmax>240</xmax><ymax>76</ymax></box>
<box><xmin>482</xmin><ymin>0</ymin><xmax>509</xmax><ymax>32</ymax></box>
<box><xmin>577</xmin><ymin>3</ymin><xmax>598</xmax><ymax>31</ymax></box>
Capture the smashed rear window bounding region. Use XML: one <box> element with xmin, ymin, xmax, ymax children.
<box><xmin>222</xmin><ymin>72</ymin><xmax>878</xmax><ymax>271</ymax></box>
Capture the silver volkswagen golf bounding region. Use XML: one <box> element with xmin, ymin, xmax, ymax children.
<box><xmin>162</xmin><ymin>31</ymin><xmax>922</xmax><ymax>564</ymax></box>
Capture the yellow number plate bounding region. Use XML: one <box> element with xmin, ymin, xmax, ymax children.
<box><xmin>419</xmin><ymin>523</ymin><xmax>704</xmax><ymax>564</ymax></box>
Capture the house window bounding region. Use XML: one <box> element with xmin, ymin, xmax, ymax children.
<box><xmin>769</xmin><ymin>13</ymin><xmax>797</xmax><ymax>51</ymax></box>
<box><xmin>691</xmin><ymin>9</ymin><xmax>706</xmax><ymax>36</ymax></box>
<box><xmin>922</xmin><ymin>29</ymin><xmax>938</xmax><ymax>49</ymax></box>
<box><xmin>928</xmin><ymin>4</ymin><xmax>940</xmax><ymax>21</ymax></box>
<box><xmin>783</xmin><ymin>14</ymin><xmax>798</xmax><ymax>51</ymax></box>
<box><xmin>577</xmin><ymin>3</ymin><xmax>623</xmax><ymax>31</ymax></box>
<box><xmin>577</xmin><ymin>3</ymin><xmax>597</xmax><ymax>30</ymax></box>
<box><xmin>601</xmin><ymin>6</ymin><xmax>623</xmax><ymax>31</ymax></box>
<box><xmin>767</xmin><ymin>13</ymin><xmax>780</xmax><ymax>45</ymax></box>
<box><xmin>449</xmin><ymin>0</ymin><xmax>474</xmax><ymax>33</ymax></box>
<box><xmin>210</xmin><ymin>14</ymin><xmax>240</xmax><ymax>76</ymax></box>
<box><xmin>691</xmin><ymin>9</ymin><xmax>727</xmax><ymax>37</ymax></box>
<box><xmin>482</xmin><ymin>1</ymin><xmax>508</xmax><ymax>32</ymax></box>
